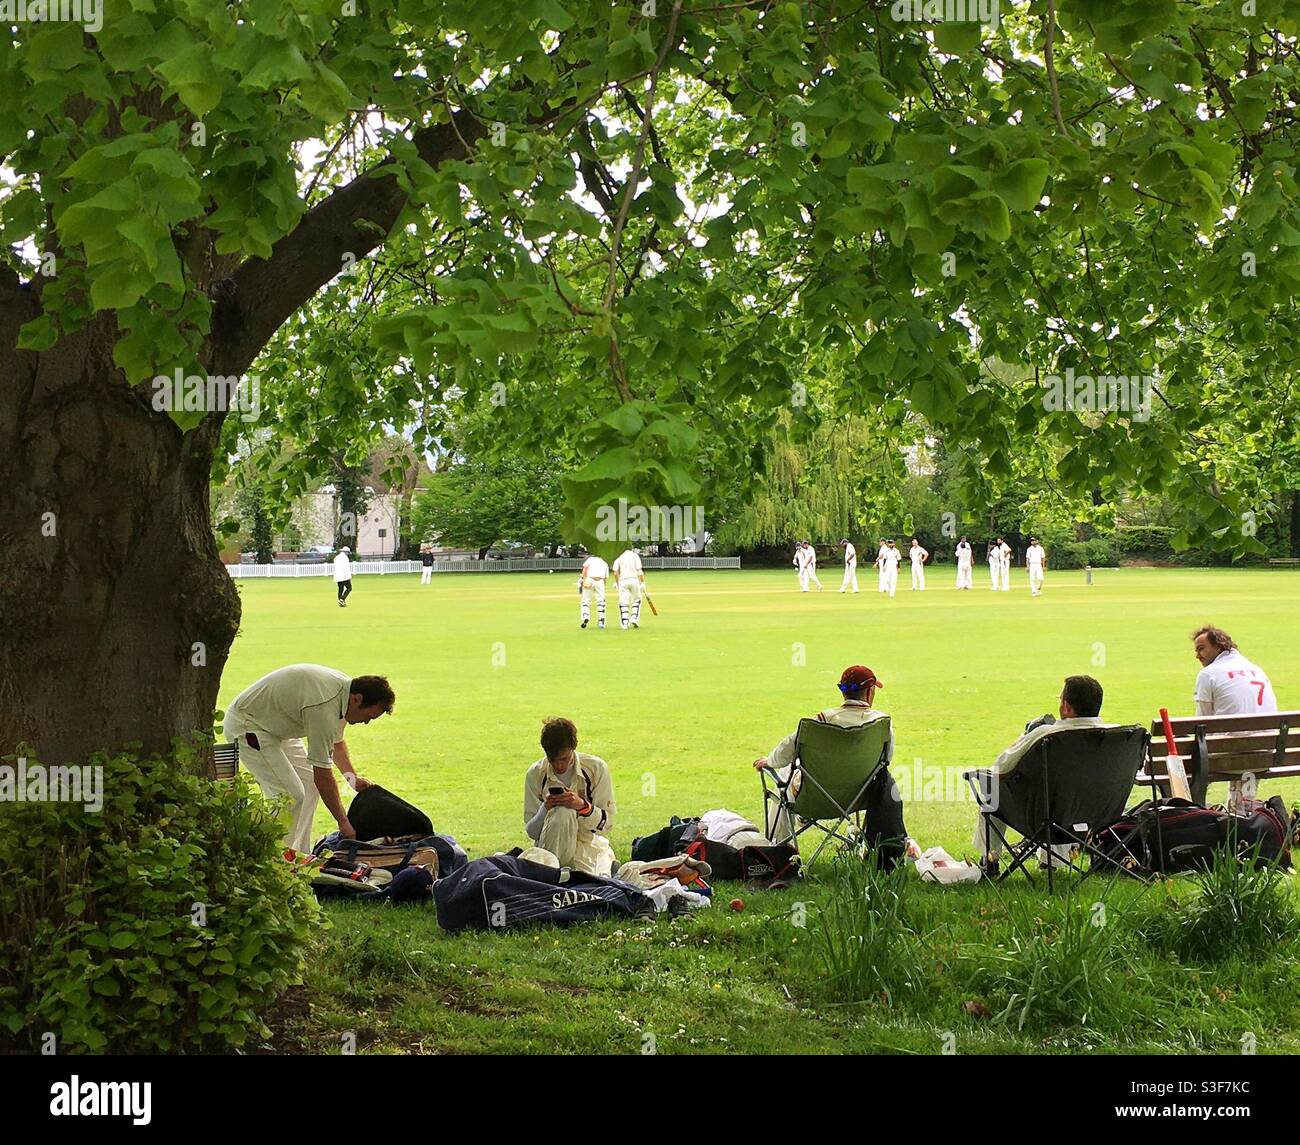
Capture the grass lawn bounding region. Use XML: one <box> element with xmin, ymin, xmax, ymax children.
<box><xmin>222</xmin><ymin>566</ymin><xmax>1300</xmax><ymax>1054</ymax></box>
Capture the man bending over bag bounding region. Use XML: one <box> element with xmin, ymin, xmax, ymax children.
<box><xmin>523</xmin><ymin>717</ymin><xmax>617</xmax><ymax>876</ymax></box>
<box><xmin>224</xmin><ymin>664</ymin><xmax>395</xmax><ymax>852</ymax></box>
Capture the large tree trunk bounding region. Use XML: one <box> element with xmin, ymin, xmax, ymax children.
<box><xmin>1291</xmin><ymin>491</ymin><xmax>1300</xmax><ymax>558</ymax></box>
<box><xmin>0</xmin><ymin>310</ymin><xmax>240</xmax><ymax>764</ymax></box>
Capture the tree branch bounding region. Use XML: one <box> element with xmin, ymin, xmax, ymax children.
<box><xmin>218</xmin><ymin>110</ymin><xmax>487</xmax><ymax>378</ymax></box>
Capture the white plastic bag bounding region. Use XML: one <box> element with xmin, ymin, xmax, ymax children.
<box><xmin>913</xmin><ymin>846</ymin><xmax>982</xmax><ymax>885</ymax></box>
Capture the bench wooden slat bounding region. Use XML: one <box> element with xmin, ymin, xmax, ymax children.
<box><xmin>1150</xmin><ymin>711</ymin><xmax>1300</xmax><ymax>737</ymax></box>
<box><xmin>1149</xmin><ymin>732</ymin><xmax>1296</xmax><ymax>759</ymax></box>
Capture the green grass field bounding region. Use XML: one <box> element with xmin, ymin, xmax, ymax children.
<box><xmin>223</xmin><ymin>567</ymin><xmax>1300</xmax><ymax>1055</ymax></box>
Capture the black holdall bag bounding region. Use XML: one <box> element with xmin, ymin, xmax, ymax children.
<box><xmin>684</xmin><ymin>837</ymin><xmax>743</xmax><ymax>880</ymax></box>
<box><xmin>347</xmin><ymin>784</ymin><xmax>434</xmax><ymax>839</ymax></box>
<box><xmin>1093</xmin><ymin>796</ymin><xmax>1292</xmax><ymax>875</ymax></box>
<box><xmin>630</xmin><ymin>816</ymin><xmax>701</xmax><ymax>862</ymax></box>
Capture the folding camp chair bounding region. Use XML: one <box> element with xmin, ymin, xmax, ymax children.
<box><xmin>964</xmin><ymin>724</ymin><xmax>1149</xmax><ymax>889</ymax></box>
<box><xmin>760</xmin><ymin>717</ymin><xmax>892</xmax><ymax>867</ymax></box>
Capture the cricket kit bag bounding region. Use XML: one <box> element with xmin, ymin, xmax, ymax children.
<box><xmin>1092</xmin><ymin>796</ymin><xmax>1292</xmax><ymax>876</ymax></box>
<box><xmin>630</xmin><ymin>816</ymin><xmax>702</xmax><ymax>861</ymax></box>
<box><xmin>313</xmin><ymin>832</ymin><xmax>467</xmax><ymax>878</ymax></box>
<box><xmin>432</xmin><ymin>855</ymin><xmax>656</xmax><ymax>933</ymax></box>
<box><xmin>682</xmin><ymin>839</ymin><xmax>800</xmax><ymax>887</ymax></box>
<box><xmin>346</xmin><ymin>784</ymin><xmax>434</xmax><ymax>839</ymax></box>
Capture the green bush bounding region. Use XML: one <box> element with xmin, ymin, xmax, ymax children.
<box><xmin>0</xmin><ymin>741</ymin><xmax>320</xmax><ymax>1052</ymax></box>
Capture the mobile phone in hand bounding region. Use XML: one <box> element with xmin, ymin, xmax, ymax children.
<box><xmin>548</xmin><ymin>786</ymin><xmax>565</xmax><ymax>796</ymax></box>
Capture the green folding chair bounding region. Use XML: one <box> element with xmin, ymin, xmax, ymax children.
<box><xmin>760</xmin><ymin>717</ymin><xmax>893</xmax><ymax>867</ymax></box>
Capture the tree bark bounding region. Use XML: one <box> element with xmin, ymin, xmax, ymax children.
<box><xmin>0</xmin><ymin>307</ymin><xmax>240</xmax><ymax>764</ymax></box>
<box><xmin>0</xmin><ymin>111</ymin><xmax>485</xmax><ymax>764</ymax></box>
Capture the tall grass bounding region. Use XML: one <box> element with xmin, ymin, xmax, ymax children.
<box><xmin>1137</xmin><ymin>845</ymin><xmax>1299</xmax><ymax>962</ymax></box>
<box><xmin>806</xmin><ymin>853</ymin><xmax>925</xmax><ymax>1006</ymax></box>
<box><xmin>964</xmin><ymin>885</ymin><xmax>1151</xmax><ymax>1034</ymax></box>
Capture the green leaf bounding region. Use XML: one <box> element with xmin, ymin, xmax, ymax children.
<box><xmin>995</xmin><ymin>159</ymin><xmax>1050</xmax><ymax>213</ymax></box>
<box><xmin>931</xmin><ymin>21</ymin><xmax>983</xmax><ymax>55</ymax></box>
<box><xmin>157</xmin><ymin>43</ymin><xmax>223</xmax><ymax>117</ymax></box>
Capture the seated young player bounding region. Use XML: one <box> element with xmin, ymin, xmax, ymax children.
<box><xmin>523</xmin><ymin>717</ymin><xmax>616</xmax><ymax>876</ymax></box>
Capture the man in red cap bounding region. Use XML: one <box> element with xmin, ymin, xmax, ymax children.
<box><xmin>753</xmin><ymin>665</ymin><xmax>907</xmax><ymax>865</ymax></box>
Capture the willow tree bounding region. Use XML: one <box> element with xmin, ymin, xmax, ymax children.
<box><xmin>5</xmin><ymin>2</ymin><xmax>1300</xmax><ymax>761</ymax></box>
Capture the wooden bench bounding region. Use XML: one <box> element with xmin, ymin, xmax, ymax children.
<box><xmin>1267</xmin><ymin>557</ymin><xmax>1299</xmax><ymax>567</ymax></box>
<box><xmin>213</xmin><ymin>741</ymin><xmax>239</xmax><ymax>781</ymax></box>
<box><xmin>1139</xmin><ymin>710</ymin><xmax>1300</xmax><ymax>804</ymax></box>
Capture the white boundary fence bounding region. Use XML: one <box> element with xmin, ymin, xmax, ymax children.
<box><xmin>226</xmin><ymin>556</ymin><xmax>741</xmax><ymax>578</ymax></box>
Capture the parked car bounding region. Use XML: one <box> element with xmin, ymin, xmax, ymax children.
<box><xmin>294</xmin><ymin>546</ymin><xmax>334</xmax><ymax>563</ymax></box>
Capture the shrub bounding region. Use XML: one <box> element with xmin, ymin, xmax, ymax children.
<box><xmin>806</xmin><ymin>853</ymin><xmax>925</xmax><ymax>1006</ymax></box>
<box><xmin>0</xmin><ymin>741</ymin><xmax>320</xmax><ymax>1052</ymax></box>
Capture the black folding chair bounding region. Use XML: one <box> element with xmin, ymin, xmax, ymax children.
<box><xmin>964</xmin><ymin>725</ymin><xmax>1149</xmax><ymax>889</ymax></box>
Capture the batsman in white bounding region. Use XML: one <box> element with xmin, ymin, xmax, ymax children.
<box><xmin>805</xmin><ymin>542</ymin><xmax>825</xmax><ymax>591</ymax></box>
<box><xmin>909</xmin><ymin>537</ymin><xmax>929</xmax><ymax>590</ymax></box>
<box><xmin>955</xmin><ymin>536</ymin><xmax>973</xmax><ymax>589</ymax></box>
<box><xmin>839</xmin><ymin>538</ymin><xmax>859</xmax><ymax>593</ymax></box>
<box><xmin>874</xmin><ymin>539</ymin><xmax>889</xmax><ymax>593</ymax></box>
<box><xmin>612</xmin><ymin>547</ymin><xmax>645</xmax><ymax>629</ymax></box>
<box><xmin>997</xmin><ymin>536</ymin><xmax>1012</xmax><ymax>591</ymax></box>
<box><xmin>578</xmin><ymin>553</ymin><xmax>609</xmax><ymax>629</ymax></box>
<box><xmin>881</xmin><ymin>540</ymin><xmax>901</xmax><ymax>597</ymax></box>
<box><xmin>1025</xmin><ymin>537</ymin><xmax>1046</xmax><ymax>596</ymax></box>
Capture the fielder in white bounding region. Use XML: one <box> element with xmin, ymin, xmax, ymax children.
<box><xmin>881</xmin><ymin>540</ymin><xmax>901</xmax><ymax>597</ymax></box>
<box><xmin>839</xmin><ymin>539</ymin><xmax>859</xmax><ymax>593</ymax></box>
<box><xmin>578</xmin><ymin>553</ymin><xmax>609</xmax><ymax>629</ymax></box>
<box><xmin>987</xmin><ymin>540</ymin><xmax>1001</xmax><ymax>591</ymax></box>
<box><xmin>1026</xmin><ymin>537</ymin><xmax>1046</xmax><ymax>595</ymax></box>
<box><xmin>612</xmin><ymin>547</ymin><xmax>645</xmax><ymax>629</ymax></box>
<box><xmin>223</xmin><ymin>665</ymin><xmax>394</xmax><ymax>853</ymax></box>
<box><xmin>955</xmin><ymin>537</ymin><xmax>973</xmax><ymax>589</ymax></box>
<box><xmin>523</xmin><ymin>717</ymin><xmax>616</xmax><ymax>876</ymax></box>
<box><xmin>997</xmin><ymin>536</ymin><xmax>1012</xmax><ymax>591</ymax></box>
<box><xmin>909</xmin><ymin>537</ymin><xmax>929</xmax><ymax>590</ymax></box>
<box><xmin>805</xmin><ymin>543</ymin><xmax>825</xmax><ymax>591</ymax></box>
<box><xmin>875</xmin><ymin>539</ymin><xmax>890</xmax><ymax>593</ymax></box>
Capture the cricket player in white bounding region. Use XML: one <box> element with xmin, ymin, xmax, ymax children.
<box><xmin>794</xmin><ymin>542</ymin><xmax>813</xmax><ymax>592</ymax></box>
<box><xmin>1190</xmin><ymin>626</ymin><xmax>1274</xmax><ymax>805</ymax></box>
<box><xmin>997</xmin><ymin>537</ymin><xmax>1012</xmax><ymax>591</ymax></box>
<box><xmin>839</xmin><ymin>539</ymin><xmax>859</xmax><ymax>593</ymax></box>
<box><xmin>881</xmin><ymin>540</ymin><xmax>901</xmax><ymax>597</ymax></box>
<box><xmin>1026</xmin><ymin>537</ymin><xmax>1046</xmax><ymax>595</ymax></box>
<box><xmin>334</xmin><ymin>546</ymin><xmax>353</xmax><ymax>606</ymax></box>
<box><xmin>955</xmin><ymin>537</ymin><xmax>973</xmax><ymax>589</ymax></box>
<box><xmin>1191</xmin><ymin>625</ymin><xmax>1279</xmax><ymax>808</ymax></box>
<box><xmin>523</xmin><ymin>717</ymin><xmax>616</xmax><ymax>876</ymax></box>
<box><xmin>987</xmin><ymin>540</ymin><xmax>1001</xmax><ymax>590</ymax></box>
<box><xmin>223</xmin><ymin>665</ymin><xmax>394</xmax><ymax>853</ymax></box>
<box><xmin>805</xmin><ymin>543</ymin><xmax>824</xmax><ymax>591</ymax></box>
<box><xmin>612</xmin><ymin>547</ymin><xmax>645</xmax><ymax>629</ymax></box>
<box><xmin>875</xmin><ymin>540</ymin><xmax>889</xmax><ymax>592</ymax></box>
<box><xmin>578</xmin><ymin>553</ymin><xmax>609</xmax><ymax>628</ymax></box>
<box><xmin>909</xmin><ymin>538</ymin><xmax>929</xmax><ymax>590</ymax></box>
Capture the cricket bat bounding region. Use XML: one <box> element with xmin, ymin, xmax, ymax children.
<box><xmin>1159</xmin><ymin>707</ymin><xmax>1193</xmax><ymax>801</ymax></box>
<box><xmin>642</xmin><ymin>588</ymin><xmax>659</xmax><ymax>616</ymax></box>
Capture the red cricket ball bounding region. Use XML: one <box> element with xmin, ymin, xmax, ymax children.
<box><xmin>729</xmin><ymin>898</ymin><xmax>744</xmax><ymax>912</ymax></box>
